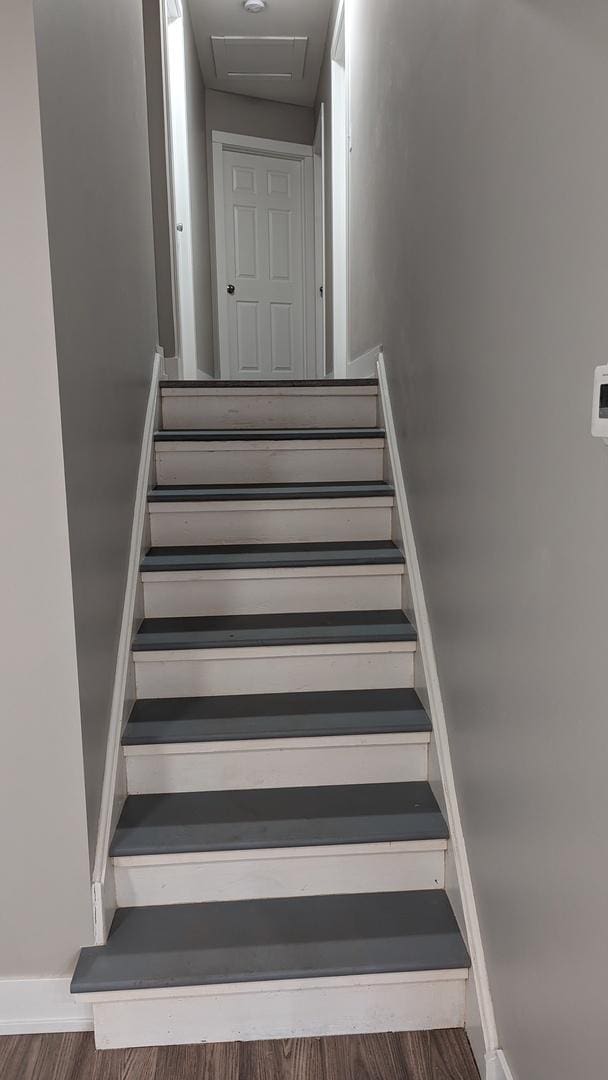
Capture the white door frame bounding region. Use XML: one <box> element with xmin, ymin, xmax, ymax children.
<box><xmin>160</xmin><ymin>0</ymin><xmax>198</xmax><ymax>379</ymax></box>
<box><xmin>211</xmin><ymin>130</ymin><xmax>316</xmax><ymax>380</ymax></box>
<box><xmin>313</xmin><ymin>105</ymin><xmax>327</xmax><ymax>378</ymax></box>
<box><xmin>331</xmin><ymin>0</ymin><xmax>350</xmax><ymax>378</ymax></box>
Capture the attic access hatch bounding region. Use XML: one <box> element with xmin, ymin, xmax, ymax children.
<box><xmin>211</xmin><ymin>36</ymin><xmax>308</xmax><ymax>81</ymax></box>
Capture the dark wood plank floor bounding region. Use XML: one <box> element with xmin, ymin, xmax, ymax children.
<box><xmin>0</xmin><ymin>1030</ymin><xmax>479</xmax><ymax>1080</ymax></box>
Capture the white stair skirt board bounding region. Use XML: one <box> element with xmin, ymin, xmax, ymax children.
<box><xmin>377</xmin><ymin>354</ymin><xmax>499</xmax><ymax>1060</ymax></box>
<box><xmin>161</xmin><ymin>386</ymin><xmax>378</xmax><ymax>430</ymax></box>
<box><xmin>91</xmin><ymin>351</ymin><xmax>162</xmax><ymax>945</ymax></box>
<box><xmin>155</xmin><ymin>440</ymin><xmax>384</xmax><ymax>485</ymax></box>
<box><xmin>83</xmin><ymin>969</ymin><xmax>469</xmax><ymax>1050</ymax></box>
<box><xmin>133</xmin><ymin>641</ymin><xmax>416</xmax><ymax>700</ymax></box>
<box><xmin>0</xmin><ymin>977</ymin><xmax>93</xmax><ymax>1036</ymax></box>
<box><xmin>149</xmin><ymin>497</ymin><xmax>394</xmax><ymax>547</ymax></box>
<box><xmin>141</xmin><ymin>564</ymin><xmax>404</xmax><ymax>618</ymax></box>
<box><xmin>486</xmin><ymin>1050</ymin><xmax>516</xmax><ymax>1080</ymax></box>
<box><xmin>113</xmin><ymin>840</ymin><xmax>446</xmax><ymax>907</ymax></box>
<box><xmin>124</xmin><ymin>732</ymin><xmax>430</xmax><ymax>795</ymax></box>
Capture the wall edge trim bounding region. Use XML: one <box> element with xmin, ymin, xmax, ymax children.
<box><xmin>91</xmin><ymin>350</ymin><xmax>162</xmax><ymax>943</ymax></box>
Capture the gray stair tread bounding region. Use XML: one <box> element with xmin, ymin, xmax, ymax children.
<box><xmin>148</xmin><ymin>480</ymin><xmax>395</xmax><ymax>503</ymax></box>
<box><xmin>160</xmin><ymin>379</ymin><xmax>378</xmax><ymax>389</ymax></box>
<box><xmin>133</xmin><ymin>610</ymin><xmax>416</xmax><ymax>652</ymax></box>
<box><xmin>123</xmin><ymin>688</ymin><xmax>431</xmax><ymax>746</ymax></box>
<box><xmin>141</xmin><ymin>540</ymin><xmax>404</xmax><ymax>573</ymax></box>
<box><xmin>110</xmin><ymin>782</ymin><xmax>448</xmax><ymax>858</ymax></box>
<box><xmin>155</xmin><ymin>427</ymin><xmax>384</xmax><ymax>442</ymax></box>
<box><xmin>71</xmin><ymin>890</ymin><xmax>470</xmax><ymax>994</ymax></box>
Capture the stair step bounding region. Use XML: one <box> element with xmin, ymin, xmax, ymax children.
<box><xmin>141</xmin><ymin>540</ymin><xmax>404</xmax><ymax>574</ymax></box>
<box><xmin>148</xmin><ymin>480</ymin><xmax>394</xmax><ymax>504</ymax></box>
<box><xmin>133</xmin><ymin>610</ymin><xmax>416</xmax><ymax>653</ymax></box>
<box><xmin>110</xmin><ymin>781</ymin><xmax>448</xmax><ymax>858</ymax></box>
<box><xmin>71</xmin><ymin>890</ymin><xmax>469</xmax><ymax>996</ymax></box>
<box><xmin>123</xmin><ymin>688</ymin><xmax>430</xmax><ymax>747</ymax></box>
<box><xmin>160</xmin><ymin>379</ymin><xmax>379</xmax><ymax>389</ymax></box>
<box><xmin>155</xmin><ymin>427</ymin><xmax>384</xmax><ymax>443</ymax></box>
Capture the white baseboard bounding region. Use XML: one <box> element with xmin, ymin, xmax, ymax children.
<box><xmin>0</xmin><ymin>978</ymin><xmax>93</xmax><ymax>1035</ymax></box>
<box><xmin>346</xmin><ymin>343</ymin><xmax>382</xmax><ymax>379</ymax></box>
<box><xmin>486</xmin><ymin>1049</ymin><xmax>516</xmax><ymax>1080</ymax></box>
<box><xmin>91</xmin><ymin>351</ymin><xmax>162</xmax><ymax>943</ymax></box>
<box><xmin>376</xmin><ymin>354</ymin><xmax>499</xmax><ymax>1058</ymax></box>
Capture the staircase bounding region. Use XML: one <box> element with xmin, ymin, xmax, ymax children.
<box><xmin>71</xmin><ymin>378</ymin><xmax>470</xmax><ymax>1049</ymax></box>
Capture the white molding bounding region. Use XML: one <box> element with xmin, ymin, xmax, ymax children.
<box><xmin>211</xmin><ymin>129</ymin><xmax>313</xmax><ymax>158</ymax></box>
<box><xmin>347</xmin><ymin>344</ymin><xmax>382</xmax><ymax>379</ymax></box>
<box><xmin>0</xmin><ymin>978</ymin><xmax>92</xmax><ymax>1035</ymax></box>
<box><xmin>91</xmin><ymin>352</ymin><xmax>162</xmax><ymax>944</ymax></box>
<box><xmin>486</xmin><ymin>1050</ymin><xmax>516</xmax><ymax>1080</ymax></box>
<box><xmin>330</xmin><ymin>0</ymin><xmax>350</xmax><ymax>377</ymax></box>
<box><xmin>376</xmin><ymin>354</ymin><xmax>499</xmax><ymax>1055</ymax></box>
<box><xmin>211</xmin><ymin>130</ymin><xmax>315</xmax><ymax>380</ymax></box>
<box><xmin>313</xmin><ymin>104</ymin><xmax>326</xmax><ymax>378</ymax></box>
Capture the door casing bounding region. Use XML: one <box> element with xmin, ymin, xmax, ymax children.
<box><xmin>211</xmin><ymin>130</ymin><xmax>316</xmax><ymax>380</ymax></box>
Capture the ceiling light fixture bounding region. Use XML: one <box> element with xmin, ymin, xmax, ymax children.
<box><xmin>243</xmin><ymin>0</ymin><xmax>267</xmax><ymax>12</ymax></box>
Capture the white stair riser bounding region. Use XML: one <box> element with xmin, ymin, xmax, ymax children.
<box><xmin>161</xmin><ymin>390</ymin><xmax>378</xmax><ymax>430</ymax></box>
<box><xmin>141</xmin><ymin>567</ymin><xmax>404</xmax><ymax>618</ymax></box>
<box><xmin>155</xmin><ymin>443</ymin><xmax>384</xmax><ymax>486</ymax></box>
<box><xmin>134</xmin><ymin>644</ymin><xmax>415</xmax><ymax>699</ymax></box>
<box><xmin>89</xmin><ymin>972</ymin><xmax>468</xmax><ymax>1049</ymax></box>
<box><xmin>113</xmin><ymin>842</ymin><xmax>446</xmax><ymax>907</ymax></box>
<box><xmin>124</xmin><ymin>734</ymin><xmax>428</xmax><ymax>794</ymax></box>
<box><xmin>149</xmin><ymin>501</ymin><xmax>393</xmax><ymax>547</ymax></box>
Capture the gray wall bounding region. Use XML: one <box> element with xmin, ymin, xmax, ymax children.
<box><xmin>206</xmin><ymin>89</ymin><xmax>315</xmax><ymax>146</ymax></box>
<box><xmin>143</xmin><ymin>0</ymin><xmax>176</xmax><ymax>359</ymax></box>
<box><xmin>346</xmin><ymin>2</ymin><xmax>608</xmax><ymax>1078</ymax></box>
<box><xmin>0</xmin><ymin>0</ymin><xmax>92</xmax><ymax>976</ymax></box>
<box><xmin>183</xmin><ymin>0</ymin><xmax>214</xmax><ymax>377</ymax></box>
<box><xmin>33</xmin><ymin>0</ymin><xmax>159</xmax><ymax>859</ymax></box>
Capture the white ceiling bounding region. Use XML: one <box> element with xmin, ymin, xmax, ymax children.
<box><xmin>187</xmin><ymin>0</ymin><xmax>334</xmax><ymax>107</ymax></box>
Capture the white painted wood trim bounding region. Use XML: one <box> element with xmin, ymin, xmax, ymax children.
<box><xmin>91</xmin><ymin>352</ymin><xmax>162</xmax><ymax>945</ymax></box>
<box><xmin>313</xmin><ymin>103</ymin><xmax>326</xmax><ymax>378</ymax></box>
<box><xmin>347</xmin><ymin>344</ymin><xmax>382</xmax><ymax>379</ymax></box>
<box><xmin>377</xmin><ymin>353</ymin><xmax>499</xmax><ymax>1055</ymax></box>
<box><xmin>0</xmin><ymin>978</ymin><xmax>92</xmax><ymax>1035</ymax></box>
<box><xmin>122</xmin><ymin>731</ymin><xmax>430</xmax><ymax>757</ymax></box>
<box><xmin>113</xmin><ymin>839</ymin><xmax>446</xmax><ymax>868</ymax></box>
<box><xmin>211</xmin><ymin>130</ymin><xmax>313</xmax><ymax>158</ymax></box>
<box><xmin>133</xmin><ymin>640</ymin><xmax>417</xmax><ymax>663</ymax></box>
<box><xmin>486</xmin><ymin>1050</ymin><xmax>516</xmax><ymax>1080</ymax></box>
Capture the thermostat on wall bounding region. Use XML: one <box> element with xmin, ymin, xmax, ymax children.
<box><xmin>591</xmin><ymin>364</ymin><xmax>608</xmax><ymax>441</ymax></box>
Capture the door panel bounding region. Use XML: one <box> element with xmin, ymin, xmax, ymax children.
<box><xmin>222</xmin><ymin>150</ymin><xmax>306</xmax><ymax>379</ymax></box>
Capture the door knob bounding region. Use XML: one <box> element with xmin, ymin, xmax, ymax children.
<box><xmin>227</xmin><ymin>284</ymin><xmax>235</xmax><ymax>295</ymax></box>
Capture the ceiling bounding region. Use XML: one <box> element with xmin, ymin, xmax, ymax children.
<box><xmin>187</xmin><ymin>0</ymin><xmax>334</xmax><ymax>107</ymax></box>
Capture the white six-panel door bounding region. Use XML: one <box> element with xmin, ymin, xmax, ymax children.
<box><xmin>213</xmin><ymin>133</ymin><xmax>315</xmax><ymax>380</ymax></box>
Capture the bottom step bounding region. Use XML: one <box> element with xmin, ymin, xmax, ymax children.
<box><xmin>73</xmin><ymin>891</ymin><xmax>469</xmax><ymax>1048</ymax></box>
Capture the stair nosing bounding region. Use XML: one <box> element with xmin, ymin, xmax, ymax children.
<box><xmin>140</xmin><ymin>540</ymin><xmax>405</xmax><ymax>574</ymax></box>
<box><xmin>154</xmin><ymin>427</ymin><xmax>385</xmax><ymax>443</ymax></box>
<box><xmin>147</xmin><ymin>480</ymin><xmax>395</xmax><ymax>504</ymax></box>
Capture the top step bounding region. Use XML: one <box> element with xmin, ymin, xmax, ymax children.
<box><xmin>160</xmin><ymin>381</ymin><xmax>379</xmax><ymax>430</ymax></box>
<box><xmin>160</xmin><ymin>380</ymin><xmax>378</xmax><ymax>389</ymax></box>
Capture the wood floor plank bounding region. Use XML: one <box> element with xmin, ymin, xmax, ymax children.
<box><xmin>396</xmin><ymin>1030</ymin><xmax>480</xmax><ymax>1080</ymax></box>
<box><xmin>0</xmin><ymin>1029</ymin><xmax>480</xmax><ymax>1080</ymax></box>
<box><xmin>0</xmin><ymin>1033</ymin><xmax>45</xmax><ymax>1080</ymax></box>
<box><xmin>32</xmin><ymin>1032</ymin><xmax>96</xmax><ymax>1080</ymax></box>
<box><xmin>91</xmin><ymin>1043</ymin><xmax>158</xmax><ymax>1080</ymax></box>
<box><xmin>430</xmin><ymin>1030</ymin><xmax>481</xmax><ymax>1079</ymax></box>
<box><xmin>320</xmin><ymin>1032</ymin><xmax>407</xmax><ymax>1080</ymax></box>
<box><xmin>240</xmin><ymin>1037</ymin><xmax>325</xmax><ymax>1080</ymax></box>
<box><xmin>154</xmin><ymin>1041</ymin><xmax>240</xmax><ymax>1080</ymax></box>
